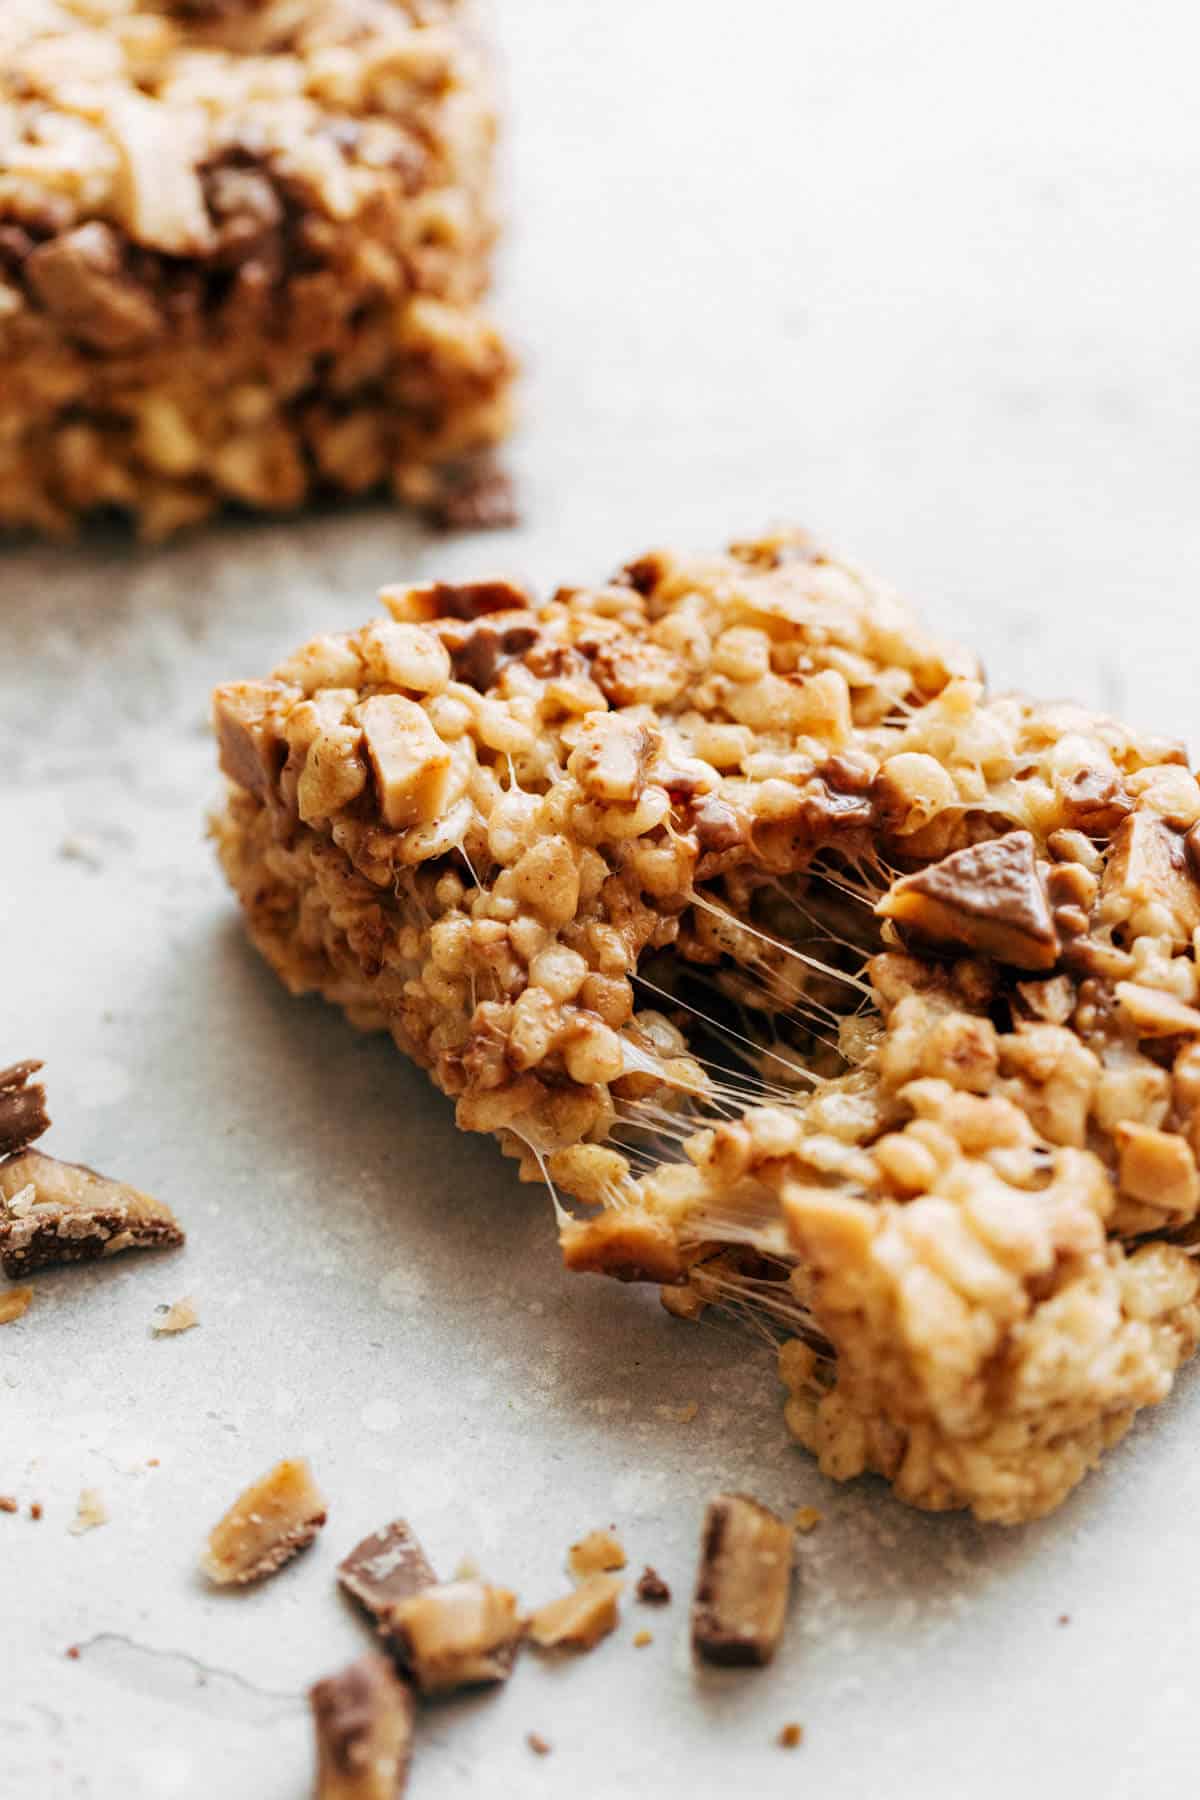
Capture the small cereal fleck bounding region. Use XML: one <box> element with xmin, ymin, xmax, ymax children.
<box><xmin>792</xmin><ymin>1506</ymin><xmax>822</xmax><ymax>1534</ymax></box>
<box><xmin>69</xmin><ymin>1489</ymin><xmax>107</xmax><ymax>1535</ymax></box>
<box><xmin>778</xmin><ymin>1723</ymin><xmax>804</xmax><ymax>1749</ymax></box>
<box><xmin>527</xmin><ymin>1732</ymin><xmax>552</xmax><ymax>1757</ymax></box>
<box><xmin>632</xmin><ymin>1629</ymin><xmax>653</xmax><ymax>1648</ymax></box>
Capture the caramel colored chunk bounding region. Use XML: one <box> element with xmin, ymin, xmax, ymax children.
<box><xmin>69</xmin><ymin>1489</ymin><xmax>108</xmax><ymax>1536</ymax></box>
<box><xmin>359</xmin><ymin>696</ymin><xmax>454</xmax><ymax>830</ymax></box>
<box><xmin>201</xmin><ymin>1458</ymin><xmax>327</xmax><ymax>1586</ymax></box>
<box><xmin>0</xmin><ymin>1061</ymin><xmax>49</xmax><ymax>1157</ymax></box>
<box><xmin>338</xmin><ymin>1520</ymin><xmax>436</xmax><ymax>1621</ymax></box>
<box><xmin>567</xmin><ymin>1528</ymin><xmax>626</xmax><ymax>1580</ymax></box>
<box><xmin>559</xmin><ymin>1209</ymin><xmax>684</xmax><ymax>1284</ymax></box>
<box><xmin>527</xmin><ymin>1574</ymin><xmax>623</xmax><ymax>1652</ymax></box>
<box><xmin>877</xmin><ymin>832</ymin><xmax>1059</xmax><ymax>970</ymax></box>
<box><xmin>310</xmin><ymin>1654</ymin><xmax>414</xmax><ymax>1800</ymax></box>
<box><xmin>380</xmin><ymin>1581</ymin><xmax>522</xmax><ymax>1695</ymax></box>
<box><xmin>0</xmin><ymin>1151</ymin><xmax>183</xmax><ymax>1278</ymax></box>
<box><xmin>691</xmin><ymin>1493</ymin><xmax>793</xmax><ymax>1667</ymax></box>
<box><xmin>0</xmin><ymin>1285</ymin><xmax>33</xmax><ymax>1325</ymax></box>
<box><xmin>152</xmin><ymin>1297</ymin><xmax>199</xmax><ymax>1335</ymax></box>
<box><xmin>1100</xmin><ymin>814</ymin><xmax>1200</xmax><ymax>946</ymax></box>
<box><xmin>213</xmin><ymin>682</ymin><xmax>288</xmax><ymax>798</ymax></box>
<box><xmin>1115</xmin><ymin>982</ymin><xmax>1200</xmax><ymax>1038</ymax></box>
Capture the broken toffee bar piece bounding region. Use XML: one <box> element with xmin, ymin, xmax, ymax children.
<box><xmin>0</xmin><ymin>1</ymin><xmax>514</xmax><ymax>540</ymax></box>
<box><xmin>0</xmin><ymin>1062</ymin><xmax>49</xmax><ymax>1158</ymax></box>
<box><xmin>691</xmin><ymin>1493</ymin><xmax>793</xmax><ymax>1668</ymax></box>
<box><xmin>311</xmin><ymin>1654</ymin><xmax>415</xmax><ymax>1800</ymax></box>
<box><xmin>339</xmin><ymin>1519</ymin><xmax>437</xmax><ymax>1620</ymax></box>
<box><xmin>202</xmin><ymin>1457</ymin><xmax>327</xmax><ymax>1586</ymax></box>
<box><xmin>0</xmin><ymin>1150</ymin><xmax>183</xmax><ymax>1277</ymax></box>
<box><xmin>213</xmin><ymin>527</ymin><xmax>1200</xmax><ymax>1525</ymax></box>
<box><xmin>380</xmin><ymin>1581</ymin><xmax>523</xmax><ymax>1694</ymax></box>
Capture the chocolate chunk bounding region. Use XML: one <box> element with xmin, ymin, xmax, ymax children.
<box><xmin>25</xmin><ymin>223</ymin><xmax>164</xmax><ymax>353</ymax></box>
<box><xmin>691</xmin><ymin>1492</ymin><xmax>793</xmax><ymax>1668</ymax></box>
<box><xmin>0</xmin><ymin>1061</ymin><xmax>49</xmax><ymax>1158</ymax></box>
<box><xmin>636</xmin><ymin>1566</ymin><xmax>671</xmax><ymax>1605</ymax></box>
<box><xmin>443</xmin><ymin>619</ymin><xmax>539</xmax><ymax>692</ymax></box>
<box><xmin>876</xmin><ymin>831</ymin><xmax>1060</xmax><ymax>970</ymax></box>
<box><xmin>0</xmin><ymin>1150</ymin><xmax>183</xmax><ymax>1278</ymax></box>
<box><xmin>1060</xmin><ymin>766</ymin><xmax>1132</xmax><ymax>835</ymax></box>
<box><xmin>202</xmin><ymin>1458</ymin><xmax>327</xmax><ymax>1586</ymax></box>
<box><xmin>425</xmin><ymin>459</ymin><xmax>520</xmax><ymax>532</ymax></box>
<box><xmin>411</xmin><ymin>580</ymin><xmax>531</xmax><ymax>623</ymax></box>
<box><xmin>617</xmin><ymin>554</ymin><xmax>668</xmax><ymax>596</ymax></box>
<box><xmin>693</xmin><ymin>797</ymin><xmax>748</xmax><ymax>857</ymax></box>
<box><xmin>310</xmin><ymin>1653</ymin><xmax>415</xmax><ymax>1799</ymax></box>
<box><xmin>338</xmin><ymin>1520</ymin><xmax>436</xmax><ymax>1623</ymax></box>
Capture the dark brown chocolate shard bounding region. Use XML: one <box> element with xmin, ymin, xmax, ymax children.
<box><xmin>0</xmin><ymin>1150</ymin><xmax>183</xmax><ymax>1278</ymax></box>
<box><xmin>310</xmin><ymin>1653</ymin><xmax>415</xmax><ymax>1799</ymax></box>
<box><xmin>876</xmin><ymin>831</ymin><xmax>1059</xmax><ymax>970</ymax></box>
<box><xmin>691</xmin><ymin>1492</ymin><xmax>793</xmax><ymax>1668</ymax></box>
<box><xmin>338</xmin><ymin>1521</ymin><xmax>437</xmax><ymax>1623</ymax></box>
<box><xmin>0</xmin><ymin>1062</ymin><xmax>49</xmax><ymax>1158</ymax></box>
<box><xmin>424</xmin><ymin>458</ymin><xmax>520</xmax><ymax>533</ymax></box>
<box><xmin>636</xmin><ymin>1566</ymin><xmax>671</xmax><ymax>1605</ymax></box>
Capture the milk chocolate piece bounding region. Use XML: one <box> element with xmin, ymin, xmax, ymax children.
<box><xmin>310</xmin><ymin>1654</ymin><xmax>415</xmax><ymax>1800</ymax></box>
<box><xmin>379</xmin><ymin>1581</ymin><xmax>522</xmax><ymax>1695</ymax></box>
<box><xmin>877</xmin><ymin>831</ymin><xmax>1059</xmax><ymax>970</ymax></box>
<box><xmin>201</xmin><ymin>1458</ymin><xmax>327</xmax><ymax>1586</ymax></box>
<box><xmin>691</xmin><ymin>1492</ymin><xmax>793</xmax><ymax>1668</ymax></box>
<box><xmin>0</xmin><ymin>1062</ymin><xmax>49</xmax><ymax>1158</ymax></box>
<box><xmin>0</xmin><ymin>1150</ymin><xmax>183</xmax><ymax>1277</ymax></box>
<box><xmin>338</xmin><ymin>1521</ymin><xmax>436</xmax><ymax>1623</ymax></box>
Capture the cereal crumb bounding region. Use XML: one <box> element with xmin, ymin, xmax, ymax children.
<box><xmin>146</xmin><ymin>1458</ymin><xmax>160</xmax><ymax>1469</ymax></box>
<box><xmin>567</xmin><ymin>1527</ymin><xmax>626</xmax><ymax>1579</ymax></box>
<box><xmin>65</xmin><ymin>1645</ymin><xmax>80</xmax><ymax>1661</ymax></box>
<box><xmin>152</xmin><ymin>1296</ymin><xmax>198</xmax><ymax>1335</ymax></box>
<box><xmin>636</xmin><ymin>1566</ymin><xmax>671</xmax><ymax>1604</ymax></box>
<box><xmin>632</xmin><ymin>1629</ymin><xmax>653</xmax><ymax>1648</ymax></box>
<box><xmin>29</xmin><ymin>1501</ymin><xmax>43</xmax><ymax>1521</ymax></box>
<box><xmin>792</xmin><ymin>1506</ymin><xmax>822</xmax><ymax>1534</ymax></box>
<box><xmin>527</xmin><ymin>1732</ymin><xmax>552</xmax><ymax>1757</ymax></box>
<box><xmin>1058</xmin><ymin>1613</ymin><xmax>1071</xmax><ymax>1626</ymax></box>
<box><xmin>0</xmin><ymin>1496</ymin><xmax>17</xmax><ymax>1514</ymax></box>
<box><xmin>453</xmin><ymin>1553</ymin><xmax>481</xmax><ymax>1581</ymax></box>
<box><xmin>778</xmin><ymin>1723</ymin><xmax>804</xmax><ymax>1749</ymax></box>
<box><xmin>0</xmin><ymin>1285</ymin><xmax>33</xmax><ymax>1324</ymax></box>
<box><xmin>69</xmin><ymin>1489</ymin><xmax>107</xmax><ymax>1535</ymax></box>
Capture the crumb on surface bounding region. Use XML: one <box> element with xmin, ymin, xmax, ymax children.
<box><xmin>202</xmin><ymin>1457</ymin><xmax>326</xmax><ymax>1586</ymax></box>
<box><xmin>632</xmin><ymin>1629</ymin><xmax>652</xmax><ymax>1648</ymax></box>
<box><xmin>29</xmin><ymin>1501</ymin><xmax>42</xmax><ymax>1521</ymax></box>
<box><xmin>792</xmin><ymin>1506</ymin><xmax>822</xmax><ymax>1533</ymax></box>
<box><xmin>527</xmin><ymin>1732</ymin><xmax>552</xmax><ymax>1757</ymax></box>
<box><xmin>0</xmin><ymin>1496</ymin><xmax>17</xmax><ymax>1513</ymax></box>
<box><xmin>152</xmin><ymin>1296</ymin><xmax>199</xmax><ymax>1335</ymax></box>
<box><xmin>0</xmin><ymin>1284</ymin><xmax>33</xmax><ymax>1324</ymax></box>
<box><xmin>636</xmin><ymin>1566</ymin><xmax>671</xmax><ymax>1604</ymax></box>
<box><xmin>655</xmin><ymin>1401</ymin><xmax>699</xmax><ymax>1423</ymax></box>
<box><xmin>778</xmin><ymin>1723</ymin><xmax>804</xmax><ymax>1749</ymax></box>
<box><xmin>68</xmin><ymin>1488</ymin><xmax>107</xmax><ymax>1535</ymax></box>
<box><xmin>567</xmin><ymin>1527</ymin><xmax>626</xmax><ymax>1580</ymax></box>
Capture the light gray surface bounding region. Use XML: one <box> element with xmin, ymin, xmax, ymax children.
<box><xmin>4</xmin><ymin>3</ymin><xmax>1200</xmax><ymax>1795</ymax></box>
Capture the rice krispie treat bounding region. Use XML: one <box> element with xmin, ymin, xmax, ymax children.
<box><xmin>0</xmin><ymin>0</ymin><xmax>514</xmax><ymax>540</ymax></box>
<box><xmin>212</xmin><ymin>529</ymin><xmax>1200</xmax><ymax>1524</ymax></box>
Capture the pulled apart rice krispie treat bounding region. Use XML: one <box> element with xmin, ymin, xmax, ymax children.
<box><xmin>213</xmin><ymin>529</ymin><xmax>1200</xmax><ymax>1523</ymax></box>
<box><xmin>0</xmin><ymin>0</ymin><xmax>513</xmax><ymax>539</ymax></box>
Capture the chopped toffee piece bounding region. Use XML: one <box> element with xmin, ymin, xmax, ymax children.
<box><xmin>29</xmin><ymin>1502</ymin><xmax>42</xmax><ymax>1521</ymax></box>
<box><xmin>526</xmin><ymin>1732</ymin><xmax>552</xmax><ymax>1757</ymax></box>
<box><xmin>632</xmin><ymin>1629</ymin><xmax>653</xmax><ymax>1648</ymax></box>
<box><xmin>567</xmin><ymin>1528</ymin><xmax>626</xmax><ymax>1580</ymax></box>
<box><xmin>338</xmin><ymin>1520</ymin><xmax>436</xmax><ymax>1623</ymax></box>
<box><xmin>877</xmin><ymin>832</ymin><xmax>1059</xmax><ymax>970</ymax></box>
<box><xmin>213</xmin><ymin>527</ymin><xmax>1200</xmax><ymax>1525</ymax></box>
<box><xmin>152</xmin><ymin>1296</ymin><xmax>199</xmax><ymax>1335</ymax></box>
<box><xmin>0</xmin><ymin>1061</ymin><xmax>49</xmax><ymax>1156</ymax></box>
<box><xmin>692</xmin><ymin>1493</ymin><xmax>793</xmax><ymax>1668</ymax></box>
<box><xmin>0</xmin><ymin>1496</ymin><xmax>17</xmax><ymax>1514</ymax></box>
<box><xmin>310</xmin><ymin>1654</ymin><xmax>415</xmax><ymax>1800</ymax></box>
<box><xmin>527</xmin><ymin>1575</ymin><xmax>624</xmax><ymax>1653</ymax></box>
<box><xmin>69</xmin><ymin>1488</ymin><xmax>108</xmax><ymax>1535</ymax></box>
<box><xmin>0</xmin><ymin>1151</ymin><xmax>183</xmax><ymax>1277</ymax></box>
<box><xmin>778</xmin><ymin>1724</ymin><xmax>804</xmax><ymax>1749</ymax></box>
<box><xmin>0</xmin><ymin>1284</ymin><xmax>33</xmax><ymax>1324</ymax></box>
<box><xmin>636</xmin><ymin>1567</ymin><xmax>671</xmax><ymax>1605</ymax></box>
<box><xmin>379</xmin><ymin>1581</ymin><xmax>522</xmax><ymax>1696</ymax></box>
<box><xmin>201</xmin><ymin>1458</ymin><xmax>327</xmax><ymax>1586</ymax></box>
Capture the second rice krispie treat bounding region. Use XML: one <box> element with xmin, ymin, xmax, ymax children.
<box><xmin>212</xmin><ymin>529</ymin><xmax>1200</xmax><ymax>1524</ymax></box>
<box><xmin>0</xmin><ymin>0</ymin><xmax>514</xmax><ymax>540</ymax></box>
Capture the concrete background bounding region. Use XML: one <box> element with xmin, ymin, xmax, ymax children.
<box><xmin>3</xmin><ymin>1</ymin><xmax>1200</xmax><ymax>1794</ymax></box>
